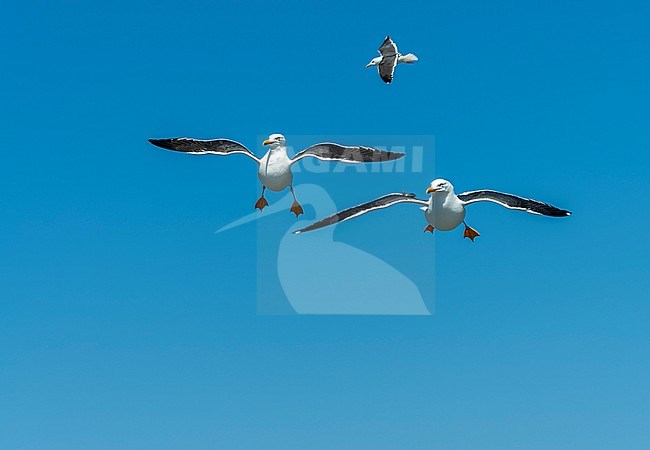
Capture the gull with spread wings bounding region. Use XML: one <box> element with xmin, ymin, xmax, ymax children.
<box><xmin>294</xmin><ymin>178</ymin><xmax>571</xmax><ymax>240</ymax></box>
<box><xmin>148</xmin><ymin>133</ymin><xmax>405</xmax><ymax>216</ymax></box>
<box><xmin>366</xmin><ymin>35</ymin><xmax>418</xmax><ymax>84</ymax></box>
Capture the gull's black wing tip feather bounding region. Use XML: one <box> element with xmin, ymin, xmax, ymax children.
<box><xmin>357</xmin><ymin>145</ymin><xmax>404</xmax><ymax>161</ymax></box>
<box><xmin>552</xmin><ymin>208</ymin><xmax>572</xmax><ymax>217</ymax></box>
<box><xmin>148</xmin><ymin>138</ymin><xmax>176</xmax><ymax>150</ymax></box>
<box><xmin>370</xmin><ymin>151</ymin><xmax>403</xmax><ymax>161</ymax></box>
<box><xmin>377</xmin><ymin>148</ymin><xmax>405</xmax><ymax>161</ymax></box>
<box><xmin>535</xmin><ymin>202</ymin><xmax>572</xmax><ymax>217</ymax></box>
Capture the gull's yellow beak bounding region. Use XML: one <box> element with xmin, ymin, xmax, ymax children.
<box><xmin>262</xmin><ymin>139</ymin><xmax>273</xmax><ymax>146</ymax></box>
<box><xmin>426</xmin><ymin>186</ymin><xmax>435</xmax><ymax>194</ymax></box>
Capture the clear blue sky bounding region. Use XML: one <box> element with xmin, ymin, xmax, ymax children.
<box><xmin>2</xmin><ymin>0</ymin><xmax>650</xmax><ymax>448</ymax></box>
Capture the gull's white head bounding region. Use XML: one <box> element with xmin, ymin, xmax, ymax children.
<box><xmin>262</xmin><ymin>133</ymin><xmax>286</xmax><ymax>149</ymax></box>
<box><xmin>426</xmin><ymin>179</ymin><xmax>454</xmax><ymax>195</ymax></box>
<box><xmin>366</xmin><ymin>56</ymin><xmax>382</xmax><ymax>68</ymax></box>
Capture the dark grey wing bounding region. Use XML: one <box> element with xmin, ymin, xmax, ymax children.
<box><xmin>293</xmin><ymin>193</ymin><xmax>427</xmax><ymax>234</ymax></box>
<box><xmin>148</xmin><ymin>137</ymin><xmax>259</xmax><ymax>163</ymax></box>
<box><xmin>292</xmin><ymin>142</ymin><xmax>404</xmax><ymax>163</ymax></box>
<box><xmin>378</xmin><ymin>58</ymin><xmax>397</xmax><ymax>83</ymax></box>
<box><xmin>457</xmin><ymin>190</ymin><xmax>572</xmax><ymax>217</ymax></box>
<box><xmin>378</xmin><ymin>35</ymin><xmax>398</xmax><ymax>83</ymax></box>
<box><xmin>378</xmin><ymin>35</ymin><xmax>398</xmax><ymax>57</ymax></box>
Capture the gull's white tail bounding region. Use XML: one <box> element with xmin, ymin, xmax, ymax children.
<box><xmin>398</xmin><ymin>53</ymin><xmax>418</xmax><ymax>64</ymax></box>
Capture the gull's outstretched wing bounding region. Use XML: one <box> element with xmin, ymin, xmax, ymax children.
<box><xmin>293</xmin><ymin>193</ymin><xmax>427</xmax><ymax>234</ymax></box>
<box><xmin>457</xmin><ymin>190</ymin><xmax>572</xmax><ymax>217</ymax></box>
<box><xmin>291</xmin><ymin>142</ymin><xmax>404</xmax><ymax>163</ymax></box>
<box><xmin>377</xmin><ymin>35</ymin><xmax>398</xmax><ymax>84</ymax></box>
<box><xmin>148</xmin><ymin>138</ymin><xmax>259</xmax><ymax>163</ymax></box>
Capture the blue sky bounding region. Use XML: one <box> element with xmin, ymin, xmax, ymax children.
<box><xmin>2</xmin><ymin>0</ymin><xmax>650</xmax><ymax>448</ymax></box>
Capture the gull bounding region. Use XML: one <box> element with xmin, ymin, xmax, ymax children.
<box><xmin>148</xmin><ymin>133</ymin><xmax>405</xmax><ymax>216</ymax></box>
<box><xmin>293</xmin><ymin>178</ymin><xmax>571</xmax><ymax>240</ymax></box>
<box><xmin>366</xmin><ymin>35</ymin><xmax>418</xmax><ymax>84</ymax></box>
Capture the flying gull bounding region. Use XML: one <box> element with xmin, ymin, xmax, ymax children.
<box><xmin>293</xmin><ymin>178</ymin><xmax>571</xmax><ymax>240</ymax></box>
<box><xmin>148</xmin><ymin>134</ymin><xmax>405</xmax><ymax>217</ymax></box>
<box><xmin>366</xmin><ymin>35</ymin><xmax>418</xmax><ymax>84</ymax></box>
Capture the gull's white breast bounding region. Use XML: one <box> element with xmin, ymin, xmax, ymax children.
<box><xmin>424</xmin><ymin>193</ymin><xmax>466</xmax><ymax>231</ymax></box>
<box><xmin>258</xmin><ymin>148</ymin><xmax>293</xmax><ymax>192</ymax></box>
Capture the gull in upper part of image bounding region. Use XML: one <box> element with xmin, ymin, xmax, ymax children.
<box><xmin>366</xmin><ymin>35</ymin><xmax>418</xmax><ymax>84</ymax></box>
<box><xmin>148</xmin><ymin>134</ymin><xmax>405</xmax><ymax>217</ymax></box>
<box><xmin>293</xmin><ymin>178</ymin><xmax>571</xmax><ymax>240</ymax></box>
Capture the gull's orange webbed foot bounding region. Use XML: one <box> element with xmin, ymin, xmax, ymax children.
<box><xmin>463</xmin><ymin>224</ymin><xmax>480</xmax><ymax>242</ymax></box>
<box><xmin>254</xmin><ymin>196</ymin><xmax>269</xmax><ymax>211</ymax></box>
<box><xmin>423</xmin><ymin>224</ymin><xmax>434</xmax><ymax>233</ymax></box>
<box><xmin>290</xmin><ymin>201</ymin><xmax>304</xmax><ymax>217</ymax></box>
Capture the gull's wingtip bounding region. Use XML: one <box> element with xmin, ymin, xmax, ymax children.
<box><xmin>552</xmin><ymin>208</ymin><xmax>572</xmax><ymax>217</ymax></box>
<box><xmin>373</xmin><ymin>147</ymin><xmax>405</xmax><ymax>160</ymax></box>
<box><xmin>383</xmin><ymin>151</ymin><xmax>405</xmax><ymax>160</ymax></box>
<box><xmin>148</xmin><ymin>138</ymin><xmax>179</xmax><ymax>151</ymax></box>
<box><xmin>148</xmin><ymin>138</ymin><xmax>167</xmax><ymax>147</ymax></box>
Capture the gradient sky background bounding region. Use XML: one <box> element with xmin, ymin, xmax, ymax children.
<box><xmin>2</xmin><ymin>0</ymin><xmax>650</xmax><ymax>448</ymax></box>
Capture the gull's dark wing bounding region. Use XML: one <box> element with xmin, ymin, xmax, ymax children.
<box><xmin>291</xmin><ymin>142</ymin><xmax>404</xmax><ymax>163</ymax></box>
<box><xmin>377</xmin><ymin>35</ymin><xmax>398</xmax><ymax>83</ymax></box>
<box><xmin>378</xmin><ymin>35</ymin><xmax>398</xmax><ymax>57</ymax></box>
<box><xmin>457</xmin><ymin>190</ymin><xmax>572</xmax><ymax>217</ymax></box>
<box><xmin>148</xmin><ymin>137</ymin><xmax>259</xmax><ymax>163</ymax></box>
<box><xmin>293</xmin><ymin>193</ymin><xmax>427</xmax><ymax>234</ymax></box>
